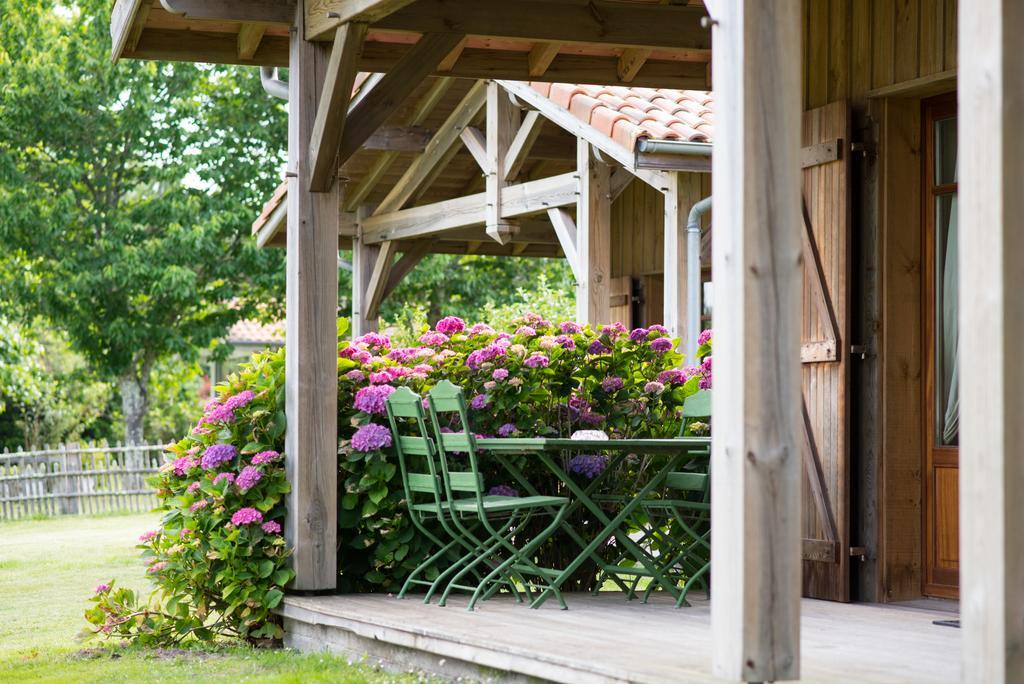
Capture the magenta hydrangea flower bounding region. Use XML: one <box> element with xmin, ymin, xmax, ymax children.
<box><xmin>251</xmin><ymin>450</ymin><xmax>280</xmax><ymax>465</ymax></box>
<box><xmin>470</xmin><ymin>394</ymin><xmax>489</xmax><ymax>410</ymax></box>
<box><xmin>697</xmin><ymin>328</ymin><xmax>713</xmax><ymax>346</ymax></box>
<box><xmin>139</xmin><ymin>530</ymin><xmax>159</xmax><ymax>543</ymax></box>
<box><xmin>555</xmin><ymin>335</ymin><xmax>577</xmax><ymax>350</ymax></box>
<box><xmin>354</xmin><ymin>384</ymin><xmax>396</xmax><ymax>415</ymax></box>
<box><xmin>352</xmin><ymin>350</ymin><xmax>373</xmax><ymax>364</ymax></box>
<box><xmin>201</xmin><ymin>403</ymin><xmax>236</xmax><ymax>424</ymax></box>
<box><xmin>497</xmin><ymin>423</ymin><xmax>518</xmax><ymax>437</ymax></box>
<box><xmin>179</xmin><ymin>528</ymin><xmax>191</xmax><ymax>539</ymax></box>
<box><xmin>95</xmin><ymin>583</ymin><xmax>110</xmax><ymax>594</ymax></box>
<box><xmin>351</xmin><ymin>423</ymin><xmax>393</xmax><ymax>452</ymax></box>
<box><xmin>189</xmin><ymin>499</ymin><xmax>209</xmax><ymax>513</ymax></box>
<box><xmin>186</xmin><ymin>481</ymin><xmax>201</xmax><ymax>495</ymax></box>
<box><xmin>487</xmin><ymin>484</ymin><xmax>520</xmax><ymax>497</ymax></box>
<box><xmin>419</xmin><ymin>331</ymin><xmax>449</xmax><ymax>346</ymax></box>
<box><xmin>650</xmin><ymin>337</ymin><xmax>674</xmax><ymax>353</ymax></box>
<box><xmin>601</xmin><ymin>376</ymin><xmax>624</xmax><ymax>393</ymax></box>
<box><xmin>435</xmin><ymin>316</ymin><xmax>465</xmax><ymax>334</ymax></box>
<box><xmin>354</xmin><ymin>332</ymin><xmax>391</xmax><ymax>349</ymax></box>
<box><xmin>213</xmin><ymin>472</ymin><xmax>236</xmax><ymax>486</ymax></box>
<box><xmin>235</xmin><ymin>466</ymin><xmax>263</xmax><ymax>492</ymax></box>
<box><xmin>147</xmin><ymin>561</ymin><xmax>168</xmax><ymax>574</ymax></box>
<box><xmin>223</xmin><ymin>390</ymin><xmax>255</xmax><ymax>411</ymax></box>
<box><xmin>230</xmin><ymin>507</ymin><xmax>263</xmax><ymax>526</ymax></box>
<box><xmin>629</xmin><ymin>327</ymin><xmax>650</xmax><ymax>342</ymax></box>
<box><xmin>368</xmin><ymin>371</ymin><xmax>391</xmax><ymax>384</ymax></box>
<box><xmin>468</xmin><ymin>323</ymin><xmax>494</xmax><ymax>336</ymax></box>
<box><xmin>602</xmin><ymin>322</ymin><xmax>627</xmax><ymax>338</ymax></box>
<box><xmin>658</xmin><ymin>369</ymin><xmax>687</xmax><ymax>384</ymax></box>
<box><xmin>644</xmin><ymin>381</ymin><xmax>665</xmax><ymax>394</ymax></box>
<box><xmin>492</xmin><ymin>368</ymin><xmax>509</xmax><ymax>381</ymax></box>
<box><xmin>515</xmin><ymin>325</ymin><xmax>537</xmax><ymax>337</ymax></box>
<box><xmin>559</xmin><ymin>321</ymin><xmax>582</xmax><ymax>334</ymax></box>
<box><xmin>339</xmin><ymin>345</ymin><xmax>358</xmax><ymax>359</ymax></box>
<box><xmin>200</xmin><ymin>444</ymin><xmax>237</xmax><ymax>470</ymax></box>
<box><xmin>345</xmin><ymin>369</ymin><xmax>365</xmax><ymax>382</ymax></box>
<box><xmin>413</xmin><ymin>363</ymin><xmax>433</xmax><ymax>375</ymax></box>
<box><xmin>261</xmin><ymin>521</ymin><xmax>282</xmax><ymax>535</ymax></box>
<box><xmin>171</xmin><ymin>456</ymin><xmax>198</xmax><ymax>476</ymax></box>
<box><xmin>587</xmin><ymin>340</ymin><xmax>611</xmax><ymax>355</ymax></box>
<box><xmin>466</xmin><ymin>343</ymin><xmax>507</xmax><ymax>370</ymax></box>
<box><xmin>524</xmin><ymin>353</ymin><xmax>550</xmax><ymax>369</ymax></box>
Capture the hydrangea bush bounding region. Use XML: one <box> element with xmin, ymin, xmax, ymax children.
<box><xmin>86</xmin><ymin>347</ymin><xmax>292</xmax><ymax>644</ymax></box>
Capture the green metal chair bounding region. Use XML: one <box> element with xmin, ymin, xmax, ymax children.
<box><xmin>385</xmin><ymin>386</ymin><xmax>523</xmax><ymax>604</ymax></box>
<box><xmin>425</xmin><ymin>380</ymin><xmax>572</xmax><ymax>610</ymax></box>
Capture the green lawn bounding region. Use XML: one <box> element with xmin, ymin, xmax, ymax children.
<box><xmin>0</xmin><ymin>513</ymin><xmax>430</xmax><ymax>683</ymax></box>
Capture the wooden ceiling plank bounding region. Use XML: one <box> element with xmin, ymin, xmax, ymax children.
<box><xmin>503</xmin><ymin>110</ymin><xmax>545</xmax><ymax>181</ymax></box>
<box><xmin>528</xmin><ymin>42</ymin><xmax>562</xmax><ymax>77</ymax></box>
<box><xmin>237</xmin><ymin>23</ymin><xmax>268</xmax><ymax>60</ymax></box>
<box><xmin>372</xmin><ymin>0</ymin><xmax>710</xmax><ymax>51</ymax></box>
<box><xmin>158</xmin><ymin>0</ymin><xmax>295</xmax><ymax>24</ymax></box>
<box><xmin>307</xmin><ymin>0</ymin><xmax>417</xmax><ymax>40</ymax></box>
<box><xmin>309</xmin><ymin>22</ymin><xmax>369</xmax><ymax>192</ymax></box>
<box><xmin>373</xmin><ymin>80</ymin><xmax>487</xmax><ymax>215</ymax></box>
<box><xmin>338</xmin><ymin>32</ymin><xmax>465</xmax><ymax>166</ymax></box>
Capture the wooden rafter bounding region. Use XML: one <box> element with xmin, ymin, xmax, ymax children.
<box><xmin>362</xmin><ymin>171</ymin><xmax>577</xmax><ymax>243</ymax></box>
<box><xmin>344</xmin><ymin>77</ymin><xmax>452</xmax><ymax>210</ymax></box>
<box><xmin>306</xmin><ymin>0</ymin><xmax>417</xmax><ymax>40</ymax></box>
<box><xmin>527</xmin><ymin>42</ymin><xmax>562</xmax><ymax>77</ymax></box>
<box><xmin>338</xmin><ymin>32</ymin><xmax>465</xmax><ymax>166</ymax></box>
<box><xmin>374</xmin><ymin>81</ymin><xmax>487</xmax><ymax>215</ymax></box>
<box><xmin>308</xmin><ymin>22</ymin><xmax>368</xmax><ymax>192</ymax></box>
<box><xmin>437</xmin><ymin>36</ymin><xmax>468</xmax><ymax>72</ymax></box>
<box><xmin>158</xmin><ymin>0</ymin><xmax>295</xmax><ymax>24</ymax></box>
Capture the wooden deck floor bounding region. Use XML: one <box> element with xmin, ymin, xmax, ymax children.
<box><xmin>281</xmin><ymin>592</ymin><xmax>960</xmax><ymax>683</ymax></box>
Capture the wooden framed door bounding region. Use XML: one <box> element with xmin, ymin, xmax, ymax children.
<box><xmin>923</xmin><ymin>93</ymin><xmax>959</xmax><ymax>599</ymax></box>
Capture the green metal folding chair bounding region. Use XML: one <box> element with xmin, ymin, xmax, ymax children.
<box><xmin>425</xmin><ymin>380</ymin><xmax>572</xmax><ymax>610</ymax></box>
<box><xmin>385</xmin><ymin>386</ymin><xmax>523</xmax><ymax>604</ymax></box>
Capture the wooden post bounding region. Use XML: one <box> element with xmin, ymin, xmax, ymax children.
<box><xmin>485</xmin><ymin>81</ymin><xmax>519</xmax><ymax>244</ymax></box>
<box><xmin>662</xmin><ymin>173</ymin><xmax>687</xmax><ymax>344</ymax></box>
<box><xmin>709</xmin><ymin>2</ymin><xmax>803</xmax><ymax>681</ymax></box>
<box><xmin>959</xmin><ymin>3</ymin><xmax>1024</xmax><ymax>681</ymax></box>
<box><xmin>575</xmin><ymin>139</ymin><xmax>611</xmax><ymax>325</ymax></box>
<box><xmin>352</xmin><ymin>206</ymin><xmax>380</xmax><ymax>337</ymax></box>
<box><xmin>284</xmin><ymin>0</ymin><xmax>339</xmax><ymax>591</ymax></box>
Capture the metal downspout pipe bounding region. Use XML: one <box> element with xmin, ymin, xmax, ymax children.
<box><xmin>260</xmin><ymin>67</ymin><xmax>289</xmax><ymax>100</ymax></box>
<box><xmin>685</xmin><ymin>195</ymin><xmax>713</xmax><ymax>362</ymax></box>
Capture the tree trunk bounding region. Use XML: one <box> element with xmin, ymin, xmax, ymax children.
<box><xmin>118</xmin><ymin>371</ymin><xmax>149</xmax><ymax>445</ymax></box>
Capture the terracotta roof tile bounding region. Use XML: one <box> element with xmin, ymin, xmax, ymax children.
<box><xmin>252</xmin><ymin>180</ymin><xmax>288</xmax><ymax>236</ymax></box>
<box><xmin>227</xmin><ymin>319</ymin><xmax>285</xmax><ymax>345</ymax></box>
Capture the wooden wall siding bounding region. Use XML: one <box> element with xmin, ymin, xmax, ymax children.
<box><xmin>802</xmin><ymin>0</ymin><xmax>958</xmax><ymax>109</ymax></box>
<box><xmin>800</xmin><ymin>101</ymin><xmax>852</xmax><ymax>602</ymax></box>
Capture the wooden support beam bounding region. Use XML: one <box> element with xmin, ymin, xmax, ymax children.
<box><xmin>486</xmin><ymin>82</ymin><xmax>520</xmax><ymax>244</ymax></box>
<box><xmin>960</xmin><ymin>3</ymin><xmax>1024</xmax><ymax>682</ymax></box>
<box><xmin>375</xmin><ymin>81</ymin><xmax>487</xmax><ymax>215</ymax></box>
<box><xmin>237</xmin><ymin>23</ymin><xmax>268</xmax><ymax>60</ymax></box>
<box><xmin>383</xmin><ymin>241</ymin><xmax>432</xmax><ymax>299</ymax></box>
<box><xmin>344</xmin><ymin>77</ymin><xmax>452</xmax><ymax>210</ymax></box>
<box><xmin>459</xmin><ymin>127</ymin><xmax>489</xmax><ymax>173</ymax></box>
<box><xmin>609</xmin><ymin>166</ymin><xmax>633</xmax><ymax>201</ymax></box>
<box><xmin>159</xmin><ymin>0</ymin><xmax>295</xmax><ymax>24</ymax></box>
<box><xmin>308</xmin><ymin>22</ymin><xmax>368</xmax><ymax>192</ymax></box>
<box><xmin>710</xmin><ymin>2</ymin><xmax>802</xmax><ymax>681</ymax></box>
<box><xmin>372</xmin><ymin>0</ymin><xmax>710</xmax><ymax>52</ymax></box>
<box><xmin>437</xmin><ymin>36</ymin><xmax>468</xmax><ymax>72</ymax></box>
<box><xmin>338</xmin><ymin>33</ymin><xmax>464</xmax><ymax>166</ymax></box>
<box><xmin>283</xmin><ymin>3</ymin><xmax>339</xmax><ymax>591</ymax></box>
<box><xmin>617</xmin><ymin>47</ymin><xmax>652</xmax><ymax>83</ymax></box>
<box><xmin>363</xmin><ymin>171</ymin><xmax>578</xmax><ymax>243</ymax></box>
<box><xmin>661</xmin><ymin>173</ymin><xmax>686</xmax><ymax>343</ymax></box>
<box><xmin>306</xmin><ymin>0</ymin><xmax>416</xmax><ymax>40</ymax></box>
<box><xmin>364</xmin><ymin>241</ymin><xmax>397</xmax><ymax>319</ymax></box>
<box><xmin>575</xmin><ymin>140</ymin><xmax>611</xmax><ymax>325</ymax></box>
<box><xmin>351</xmin><ymin>207</ymin><xmax>380</xmax><ymax>337</ymax></box>
<box><xmin>528</xmin><ymin>42</ymin><xmax>562</xmax><ymax>77</ymax></box>
<box><xmin>547</xmin><ymin>207</ymin><xmax>580</xmax><ymax>281</ymax></box>
<box><xmin>504</xmin><ymin>111</ymin><xmax>545</xmax><ymax>181</ymax></box>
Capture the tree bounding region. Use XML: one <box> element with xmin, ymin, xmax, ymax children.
<box><xmin>0</xmin><ymin>0</ymin><xmax>288</xmax><ymax>442</ymax></box>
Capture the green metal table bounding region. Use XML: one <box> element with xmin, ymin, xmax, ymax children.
<box><xmin>475</xmin><ymin>436</ymin><xmax>711</xmax><ymax>608</ymax></box>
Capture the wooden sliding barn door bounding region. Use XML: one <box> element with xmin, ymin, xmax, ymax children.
<box><xmin>799</xmin><ymin>101</ymin><xmax>852</xmax><ymax>602</ymax></box>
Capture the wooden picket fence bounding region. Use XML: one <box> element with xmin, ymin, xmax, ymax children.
<box><xmin>0</xmin><ymin>442</ymin><xmax>166</xmax><ymax>520</ymax></box>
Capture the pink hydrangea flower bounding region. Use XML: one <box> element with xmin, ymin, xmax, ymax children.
<box><xmin>644</xmin><ymin>381</ymin><xmax>665</xmax><ymax>394</ymax></box>
<box><xmin>697</xmin><ymin>329</ymin><xmax>713</xmax><ymax>346</ymax></box>
<box><xmin>223</xmin><ymin>390</ymin><xmax>255</xmax><ymax>410</ymax></box>
<box><xmin>95</xmin><ymin>583</ymin><xmax>110</xmax><ymax>594</ymax></box>
<box><xmin>147</xmin><ymin>562</ymin><xmax>168</xmax><ymax>574</ymax></box>
<box><xmin>354</xmin><ymin>384</ymin><xmax>396</xmax><ymax>415</ymax></box>
<box><xmin>524</xmin><ymin>353</ymin><xmax>550</xmax><ymax>369</ymax></box>
<box><xmin>189</xmin><ymin>499</ymin><xmax>209</xmax><ymax>513</ymax></box>
<box><xmin>261</xmin><ymin>521</ymin><xmax>282</xmax><ymax>535</ymax></box>
<box><xmin>251</xmin><ymin>450</ymin><xmax>280</xmax><ymax>465</ymax></box>
<box><xmin>559</xmin><ymin>321</ymin><xmax>582</xmax><ymax>334</ymax></box>
<box><xmin>230</xmin><ymin>507</ymin><xmax>263</xmax><ymax>526</ymax></box>
<box><xmin>419</xmin><ymin>331</ymin><xmax>449</xmax><ymax>346</ymax></box>
<box><xmin>515</xmin><ymin>326</ymin><xmax>536</xmax><ymax>337</ymax></box>
<box><xmin>354</xmin><ymin>332</ymin><xmax>391</xmax><ymax>349</ymax></box>
<box><xmin>171</xmin><ymin>456</ymin><xmax>198</xmax><ymax>476</ymax></box>
<box><xmin>186</xmin><ymin>481</ymin><xmax>201</xmax><ymax>495</ymax></box>
<box><xmin>345</xmin><ymin>369</ymin><xmax>366</xmax><ymax>382</ymax></box>
<box><xmin>214</xmin><ymin>472</ymin><xmax>236</xmax><ymax>485</ymax></box>
<box><xmin>435</xmin><ymin>316</ymin><xmax>465</xmax><ymax>334</ymax></box>
<box><xmin>492</xmin><ymin>368</ymin><xmax>509</xmax><ymax>381</ymax></box>
<box><xmin>468</xmin><ymin>323</ymin><xmax>494</xmax><ymax>336</ymax></box>
<box><xmin>139</xmin><ymin>530</ymin><xmax>159</xmax><ymax>542</ymax></box>
<box><xmin>179</xmin><ymin>529</ymin><xmax>191</xmax><ymax>539</ymax></box>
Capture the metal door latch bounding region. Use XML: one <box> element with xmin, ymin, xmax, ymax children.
<box><xmin>850</xmin><ymin>344</ymin><xmax>869</xmax><ymax>360</ymax></box>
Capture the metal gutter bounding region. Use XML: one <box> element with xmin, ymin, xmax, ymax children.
<box><xmin>685</xmin><ymin>195</ymin><xmax>712</xmax><ymax>361</ymax></box>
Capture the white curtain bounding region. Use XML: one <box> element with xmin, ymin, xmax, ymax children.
<box><xmin>938</xmin><ymin>167</ymin><xmax>959</xmax><ymax>445</ymax></box>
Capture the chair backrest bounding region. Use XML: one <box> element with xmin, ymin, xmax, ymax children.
<box><xmin>425</xmin><ymin>381</ymin><xmax>485</xmax><ymax>498</ymax></box>
<box><xmin>678</xmin><ymin>389</ymin><xmax>712</xmax><ymax>437</ymax></box>
<box><xmin>385</xmin><ymin>386</ymin><xmax>445</xmax><ymax>512</ymax></box>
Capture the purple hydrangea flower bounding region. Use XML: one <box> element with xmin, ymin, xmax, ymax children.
<box><xmin>468</xmin><ymin>323</ymin><xmax>495</xmax><ymax>336</ymax></box>
<box><xmin>497</xmin><ymin>423</ymin><xmax>518</xmax><ymax>437</ymax></box>
<box><xmin>587</xmin><ymin>340</ymin><xmax>611</xmax><ymax>355</ymax></box>
<box><xmin>230</xmin><ymin>507</ymin><xmax>263</xmax><ymax>526</ymax></box>
<box><xmin>658</xmin><ymin>369</ymin><xmax>687</xmax><ymax>385</ymax></box>
<box><xmin>435</xmin><ymin>316</ymin><xmax>466</xmax><ymax>334</ymax></box>
<box><xmin>352</xmin><ymin>423</ymin><xmax>393</xmax><ymax>452</ymax></box>
<box><xmin>555</xmin><ymin>335</ymin><xmax>576</xmax><ymax>350</ymax></box>
<box><xmin>515</xmin><ymin>325</ymin><xmax>537</xmax><ymax>337</ymax></box>
<box><xmin>200</xmin><ymin>444</ymin><xmax>237</xmax><ymax>470</ymax></box>
<box><xmin>202</xmin><ymin>403</ymin><xmax>236</xmax><ymax>424</ymax></box>
<box><xmin>223</xmin><ymin>390</ymin><xmax>255</xmax><ymax>411</ymax></box>
<box><xmin>386</xmin><ymin>347</ymin><xmax>419</xmax><ymax>363</ymax></box>
<box><xmin>352</xmin><ymin>350</ymin><xmax>373</xmax><ymax>364</ymax></box>
<box><xmin>354</xmin><ymin>384</ymin><xmax>396</xmax><ymax>415</ymax></box>
<box><xmin>523</xmin><ymin>354</ymin><xmax>550</xmax><ymax>369</ymax></box>
<box><xmin>629</xmin><ymin>327</ymin><xmax>650</xmax><ymax>342</ymax></box>
<box><xmin>602</xmin><ymin>322</ymin><xmax>627</xmax><ymax>338</ymax></box>
<box><xmin>345</xmin><ymin>369</ymin><xmax>366</xmax><ymax>382</ymax></box>
<box><xmin>251</xmin><ymin>450</ymin><xmax>280</xmax><ymax>465</ymax></box>
<box><xmin>369</xmin><ymin>371</ymin><xmax>391</xmax><ymax>384</ymax></box>
<box><xmin>647</xmin><ymin>324</ymin><xmax>668</xmax><ymax>335</ymax></box>
<box><xmin>213</xmin><ymin>472</ymin><xmax>236</xmax><ymax>486</ymax></box>
<box><xmin>580</xmin><ymin>412</ymin><xmax>606</xmax><ymax>425</ymax></box>
<box><xmin>466</xmin><ymin>343</ymin><xmax>508</xmax><ymax>370</ymax></box>
<box><xmin>559</xmin><ymin>321</ymin><xmax>582</xmax><ymax>334</ymax></box>
<box><xmin>470</xmin><ymin>394</ymin><xmax>489</xmax><ymax>410</ymax></box>
<box><xmin>697</xmin><ymin>329</ymin><xmax>713</xmax><ymax>346</ymax></box>
<box><xmin>644</xmin><ymin>381</ymin><xmax>665</xmax><ymax>394</ymax></box>
<box><xmin>261</xmin><ymin>521</ymin><xmax>282</xmax><ymax>535</ymax></box>
<box><xmin>419</xmin><ymin>331</ymin><xmax>449</xmax><ymax>346</ymax></box>
<box><xmin>235</xmin><ymin>466</ymin><xmax>263</xmax><ymax>492</ymax></box>
<box><xmin>487</xmin><ymin>484</ymin><xmax>520</xmax><ymax>497</ymax></box>
<box><xmin>650</xmin><ymin>337</ymin><xmax>674</xmax><ymax>353</ymax></box>
<box><xmin>186</xmin><ymin>481</ymin><xmax>201</xmax><ymax>495</ymax></box>
<box><xmin>601</xmin><ymin>376</ymin><xmax>624</xmax><ymax>393</ymax></box>
<box><xmin>492</xmin><ymin>368</ymin><xmax>509</xmax><ymax>381</ymax></box>
<box><xmin>567</xmin><ymin>454</ymin><xmax>609</xmax><ymax>479</ymax></box>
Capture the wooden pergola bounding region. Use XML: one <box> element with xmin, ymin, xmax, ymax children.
<box><xmin>111</xmin><ymin>1</ymin><xmax>1023</xmax><ymax>681</ymax></box>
